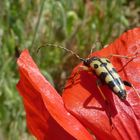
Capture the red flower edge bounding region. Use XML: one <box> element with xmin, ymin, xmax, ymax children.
<box><xmin>17</xmin><ymin>50</ymin><xmax>94</xmax><ymax>140</ymax></box>
<box><xmin>62</xmin><ymin>27</ymin><xmax>140</xmax><ymax>140</ymax></box>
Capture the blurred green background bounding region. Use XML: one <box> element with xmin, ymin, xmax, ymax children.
<box><xmin>0</xmin><ymin>0</ymin><xmax>140</xmax><ymax>139</ymax></box>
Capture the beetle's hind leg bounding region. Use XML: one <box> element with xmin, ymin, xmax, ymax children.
<box><xmin>96</xmin><ymin>80</ymin><xmax>108</xmax><ymax>103</ymax></box>
<box><xmin>123</xmin><ymin>80</ymin><xmax>140</xmax><ymax>98</ymax></box>
<box><xmin>96</xmin><ymin>80</ymin><xmax>113</xmax><ymax>126</ymax></box>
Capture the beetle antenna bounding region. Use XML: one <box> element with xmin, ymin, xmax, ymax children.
<box><xmin>37</xmin><ymin>43</ymin><xmax>85</xmax><ymax>61</ymax></box>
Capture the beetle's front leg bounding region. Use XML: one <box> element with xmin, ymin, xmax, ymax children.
<box><xmin>71</xmin><ymin>66</ymin><xmax>90</xmax><ymax>84</ymax></box>
<box><xmin>64</xmin><ymin>66</ymin><xmax>90</xmax><ymax>89</ymax></box>
<box><xmin>107</xmin><ymin>53</ymin><xmax>138</xmax><ymax>73</ymax></box>
<box><xmin>107</xmin><ymin>54</ymin><xmax>137</xmax><ymax>59</ymax></box>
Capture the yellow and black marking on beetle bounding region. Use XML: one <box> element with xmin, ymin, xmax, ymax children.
<box><xmin>37</xmin><ymin>44</ymin><xmax>139</xmax><ymax>101</ymax></box>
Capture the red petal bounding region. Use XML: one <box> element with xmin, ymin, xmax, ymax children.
<box><xmin>62</xmin><ymin>27</ymin><xmax>140</xmax><ymax>140</ymax></box>
<box><xmin>17</xmin><ymin>50</ymin><xmax>94</xmax><ymax>140</ymax></box>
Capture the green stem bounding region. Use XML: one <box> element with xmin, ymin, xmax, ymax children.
<box><xmin>30</xmin><ymin>0</ymin><xmax>45</xmax><ymax>53</ymax></box>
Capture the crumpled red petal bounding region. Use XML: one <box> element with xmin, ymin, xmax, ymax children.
<box><xmin>62</xmin><ymin>27</ymin><xmax>140</xmax><ymax>140</ymax></box>
<box><xmin>17</xmin><ymin>50</ymin><xmax>94</xmax><ymax>140</ymax></box>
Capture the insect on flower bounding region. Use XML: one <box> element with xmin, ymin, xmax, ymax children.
<box><xmin>37</xmin><ymin>44</ymin><xmax>139</xmax><ymax>103</ymax></box>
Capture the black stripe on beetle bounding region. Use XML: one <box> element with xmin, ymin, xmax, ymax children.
<box><xmin>100</xmin><ymin>62</ymin><xmax>108</xmax><ymax>67</ymax></box>
<box><xmin>106</xmin><ymin>59</ymin><xmax>111</xmax><ymax>63</ymax></box>
<box><xmin>112</xmin><ymin>68</ymin><xmax>117</xmax><ymax>73</ymax></box>
<box><xmin>108</xmin><ymin>80</ymin><xmax>116</xmax><ymax>88</ymax></box>
<box><xmin>114</xmin><ymin>78</ymin><xmax>121</xmax><ymax>86</ymax></box>
<box><xmin>99</xmin><ymin>72</ymin><xmax>108</xmax><ymax>81</ymax></box>
<box><xmin>109</xmin><ymin>68</ymin><xmax>117</xmax><ymax>74</ymax></box>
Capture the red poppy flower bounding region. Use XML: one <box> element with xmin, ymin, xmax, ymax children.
<box><xmin>17</xmin><ymin>27</ymin><xmax>140</xmax><ymax>140</ymax></box>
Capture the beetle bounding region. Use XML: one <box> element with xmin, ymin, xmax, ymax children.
<box><xmin>80</xmin><ymin>56</ymin><xmax>137</xmax><ymax>101</ymax></box>
<box><xmin>37</xmin><ymin>44</ymin><xmax>139</xmax><ymax>102</ymax></box>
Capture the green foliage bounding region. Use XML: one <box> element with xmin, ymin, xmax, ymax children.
<box><xmin>0</xmin><ymin>0</ymin><xmax>140</xmax><ymax>139</ymax></box>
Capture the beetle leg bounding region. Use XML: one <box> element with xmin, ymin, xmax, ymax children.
<box><xmin>117</xmin><ymin>58</ymin><xmax>135</xmax><ymax>72</ymax></box>
<box><xmin>64</xmin><ymin>66</ymin><xmax>90</xmax><ymax>89</ymax></box>
<box><xmin>107</xmin><ymin>54</ymin><xmax>137</xmax><ymax>59</ymax></box>
<box><xmin>108</xmin><ymin>53</ymin><xmax>138</xmax><ymax>73</ymax></box>
<box><xmin>107</xmin><ymin>52</ymin><xmax>139</xmax><ymax>59</ymax></box>
<box><xmin>123</xmin><ymin>81</ymin><xmax>140</xmax><ymax>98</ymax></box>
<box><xmin>96</xmin><ymin>80</ymin><xmax>114</xmax><ymax>126</ymax></box>
<box><xmin>96</xmin><ymin>80</ymin><xmax>108</xmax><ymax>103</ymax></box>
<box><xmin>71</xmin><ymin>66</ymin><xmax>89</xmax><ymax>83</ymax></box>
<box><xmin>123</xmin><ymin>80</ymin><xmax>132</xmax><ymax>87</ymax></box>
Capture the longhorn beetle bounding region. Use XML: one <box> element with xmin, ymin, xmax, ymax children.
<box><xmin>37</xmin><ymin>44</ymin><xmax>139</xmax><ymax>102</ymax></box>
